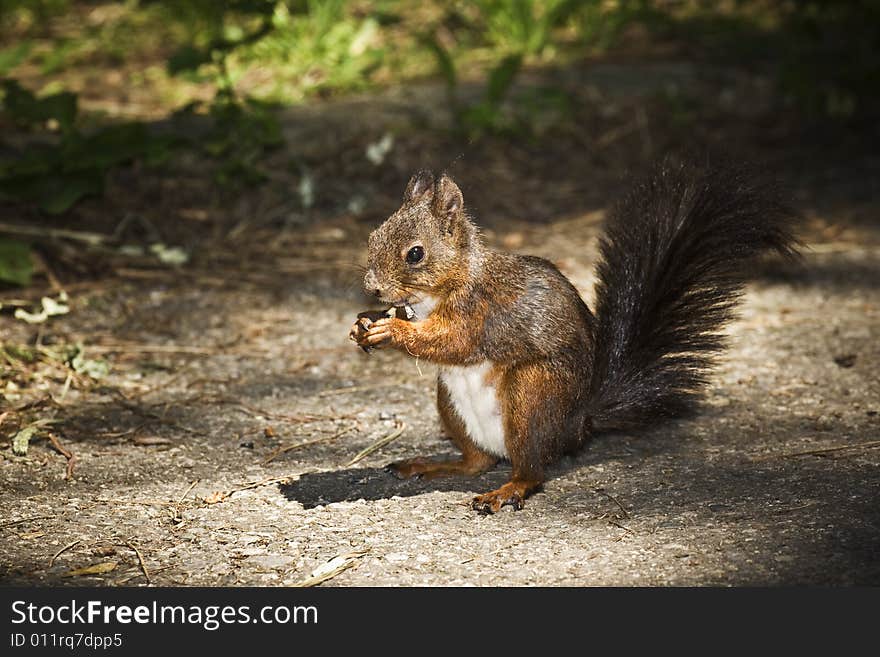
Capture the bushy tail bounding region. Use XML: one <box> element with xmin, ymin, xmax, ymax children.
<box><xmin>587</xmin><ymin>160</ymin><xmax>799</xmax><ymax>432</ymax></box>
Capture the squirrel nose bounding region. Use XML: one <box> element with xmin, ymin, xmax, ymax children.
<box><xmin>364</xmin><ymin>269</ymin><xmax>382</xmax><ymax>298</ymax></box>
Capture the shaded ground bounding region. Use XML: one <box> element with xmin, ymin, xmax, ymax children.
<box><xmin>1</xmin><ymin>58</ymin><xmax>879</xmax><ymax>586</ymax></box>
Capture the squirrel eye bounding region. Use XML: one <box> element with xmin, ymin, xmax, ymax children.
<box><xmin>406</xmin><ymin>245</ymin><xmax>425</xmax><ymax>264</ymax></box>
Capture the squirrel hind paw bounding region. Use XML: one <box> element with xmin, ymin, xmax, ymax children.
<box><xmin>471</xmin><ymin>480</ymin><xmax>542</xmax><ymax>514</ymax></box>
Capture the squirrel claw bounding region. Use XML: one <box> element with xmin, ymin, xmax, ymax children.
<box><xmin>384</xmin><ymin>462</ymin><xmax>423</xmax><ymax>480</ymax></box>
<box><xmin>472</xmin><ymin>494</ymin><xmax>523</xmax><ymax>514</ymax></box>
<box><xmin>472</xmin><ymin>482</ymin><xmax>534</xmax><ymax>514</ymax></box>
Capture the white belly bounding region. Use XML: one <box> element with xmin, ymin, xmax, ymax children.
<box><xmin>439</xmin><ymin>362</ymin><xmax>507</xmax><ymax>458</ymax></box>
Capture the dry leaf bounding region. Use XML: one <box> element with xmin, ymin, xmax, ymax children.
<box><xmin>310</xmin><ymin>555</ymin><xmax>354</xmax><ymax>579</ymax></box>
<box><xmin>291</xmin><ymin>550</ymin><xmax>368</xmax><ymax>587</ymax></box>
<box><xmin>203</xmin><ymin>491</ymin><xmax>227</xmax><ymax>504</ymax></box>
<box><xmin>64</xmin><ymin>561</ymin><xmax>118</xmax><ymax>577</ymax></box>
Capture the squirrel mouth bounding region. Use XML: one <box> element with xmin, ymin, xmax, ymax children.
<box><xmin>388</xmin><ymin>299</ymin><xmax>416</xmax><ymax>320</ymax></box>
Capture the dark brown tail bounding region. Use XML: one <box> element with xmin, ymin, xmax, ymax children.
<box><xmin>587</xmin><ymin>160</ymin><xmax>800</xmax><ymax>431</ymax></box>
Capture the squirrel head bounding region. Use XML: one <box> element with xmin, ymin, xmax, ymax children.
<box><xmin>364</xmin><ymin>170</ymin><xmax>479</xmax><ymax>306</ymax></box>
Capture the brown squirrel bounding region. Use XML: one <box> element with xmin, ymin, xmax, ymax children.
<box><xmin>350</xmin><ymin>161</ymin><xmax>798</xmax><ymax>513</ymax></box>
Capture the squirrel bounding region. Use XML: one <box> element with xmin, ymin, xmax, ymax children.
<box><xmin>349</xmin><ymin>160</ymin><xmax>798</xmax><ymax>514</ymax></box>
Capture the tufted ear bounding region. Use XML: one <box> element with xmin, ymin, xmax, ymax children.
<box><xmin>403</xmin><ymin>170</ymin><xmax>435</xmax><ymax>203</ymax></box>
<box><xmin>432</xmin><ymin>174</ymin><xmax>464</xmax><ymax>233</ymax></box>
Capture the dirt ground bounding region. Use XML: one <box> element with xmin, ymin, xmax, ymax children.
<box><xmin>1</xmin><ymin>58</ymin><xmax>879</xmax><ymax>586</ymax></box>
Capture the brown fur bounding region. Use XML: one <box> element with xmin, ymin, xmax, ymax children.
<box><xmin>353</xmin><ymin>170</ymin><xmax>594</xmax><ymax>513</ymax></box>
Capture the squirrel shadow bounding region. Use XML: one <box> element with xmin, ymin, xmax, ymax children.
<box><xmin>278</xmin><ymin>451</ymin><xmax>604</xmax><ymax>508</ymax></box>
<box><xmin>280</xmin><ymin>464</ymin><xmax>515</xmax><ymax>509</ymax></box>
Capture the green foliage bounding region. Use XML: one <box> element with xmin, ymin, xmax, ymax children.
<box><xmin>239</xmin><ymin>0</ymin><xmax>385</xmax><ymax>100</ymax></box>
<box><xmin>424</xmin><ymin>0</ymin><xmax>617</xmax><ymax>135</ymax></box>
<box><xmin>0</xmin><ymin>0</ymin><xmax>874</xmax><ymax>235</ymax></box>
<box><xmin>473</xmin><ymin>0</ymin><xmax>585</xmax><ymax>56</ymax></box>
<box><xmin>193</xmin><ymin>97</ymin><xmax>283</xmax><ymax>185</ymax></box>
<box><xmin>1</xmin><ymin>343</ymin><xmax>39</xmax><ymax>363</ymax></box>
<box><xmin>158</xmin><ymin>1</ymin><xmax>384</xmax><ymax>102</ymax></box>
<box><xmin>162</xmin><ymin>0</ymin><xmax>277</xmax><ymax>98</ymax></box>
<box><xmin>457</xmin><ymin>54</ymin><xmax>524</xmax><ymax>134</ymax></box>
<box><xmin>1</xmin><ymin>78</ymin><xmax>77</xmax><ymax>134</ymax></box>
<box><xmin>0</xmin><ymin>239</ymin><xmax>32</xmax><ymax>286</ymax></box>
<box><xmin>0</xmin><ymin>80</ymin><xmax>175</xmax><ymax>215</ymax></box>
<box><xmin>11</xmin><ymin>423</ymin><xmax>39</xmax><ymax>455</ymax></box>
<box><xmin>0</xmin><ymin>41</ymin><xmax>32</xmax><ymax>76</ymax></box>
<box><xmin>65</xmin><ymin>343</ymin><xmax>110</xmax><ymax>379</ymax></box>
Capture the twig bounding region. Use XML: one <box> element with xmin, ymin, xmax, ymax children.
<box><xmin>58</xmin><ymin>371</ymin><xmax>73</xmax><ymax>403</ymax></box>
<box><xmin>774</xmin><ymin>501</ymin><xmax>819</xmax><ymax>514</ymax></box>
<box><xmin>189</xmin><ymin>395</ymin><xmax>331</xmax><ymax>423</ymax></box>
<box><xmin>49</xmin><ymin>540</ymin><xmax>82</xmax><ymax>567</ymax></box>
<box><xmin>228</xmin><ymin>475</ymin><xmax>292</xmax><ymax>495</ymax></box>
<box><xmin>87</xmin><ymin>344</ymin><xmax>219</xmax><ymax>355</ymax></box>
<box><xmin>608</xmin><ymin>519</ymin><xmax>635</xmax><ymax>535</ymax></box>
<box><xmin>805</xmin><ymin>242</ymin><xmax>880</xmax><ymax>255</ymax></box>
<box><xmin>30</xmin><ymin>250</ymin><xmax>66</xmax><ymax>295</ymax></box>
<box><xmin>0</xmin><ymin>515</ymin><xmax>56</xmax><ymax>529</ymax></box>
<box><xmin>204</xmin><ymin>475</ymin><xmax>293</xmax><ymax>504</ymax></box>
<box><xmin>345</xmin><ymin>422</ymin><xmax>406</xmax><ymax>467</ymax></box>
<box><xmin>124</xmin><ymin>540</ymin><xmax>151</xmax><ymax>585</ymax></box>
<box><xmin>47</xmin><ymin>432</ymin><xmax>77</xmax><ymax>480</ymax></box>
<box><xmin>98</xmin><ymin>424</ymin><xmax>146</xmax><ymax>439</ymax></box>
<box><xmin>754</xmin><ymin>440</ymin><xmax>880</xmax><ymax>461</ymax></box>
<box><xmin>105</xmin><ymin>396</ymin><xmax>202</xmax><ymax>436</ymax></box>
<box><xmin>177</xmin><ymin>479</ymin><xmax>201</xmax><ymax>505</ymax></box>
<box><xmin>224</xmin><ymin>400</ymin><xmax>330</xmax><ymax>423</ymax></box>
<box><xmin>595</xmin><ymin>488</ymin><xmax>629</xmax><ymax>519</ymax></box>
<box><xmin>318</xmin><ymin>381</ymin><xmax>404</xmax><ymax>397</ymax></box>
<box><xmin>12</xmin><ymin>395</ymin><xmax>54</xmax><ymax>413</ymax></box>
<box><xmin>262</xmin><ymin>425</ymin><xmax>356</xmax><ymax>465</ymax></box>
<box><xmin>95</xmin><ymin>498</ymin><xmax>183</xmax><ymax>506</ymax></box>
<box><xmin>0</xmin><ymin>222</ymin><xmax>110</xmax><ymax>245</ymax></box>
<box><xmin>170</xmin><ymin>479</ymin><xmax>200</xmax><ymax>524</ymax></box>
<box><xmin>595</xmin><ymin>119</ymin><xmax>640</xmax><ymax>148</ymax></box>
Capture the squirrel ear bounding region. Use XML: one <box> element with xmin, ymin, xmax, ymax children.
<box><xmin>433</xmin><ymin>174</ymin><xmax>463</xmax><ymax>232</ymax></box>
<box><xmin>404</xmin><ymin>170</ymin><xmax>435</xmax><ymax>203</ymax></box>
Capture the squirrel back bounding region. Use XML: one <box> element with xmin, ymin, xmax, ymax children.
<box><xmin>586</xmin><ymin>160</ymin><xmax>799</xmax><ymax>431</ymax></box>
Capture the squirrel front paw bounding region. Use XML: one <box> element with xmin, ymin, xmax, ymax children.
<box><xmin>359</xmin><ymin>316</ymin><xmax>404</xmax><ymax>349</ymax></box>
<box><xmin>349</xmin><ymin>310</ymin><xmax>395</xmax><ymax>352</ymax></box>
<box><xmin>349</xmin><ymin>317</ymin><xmax>373</xmax><ymax>350</ymax></box>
